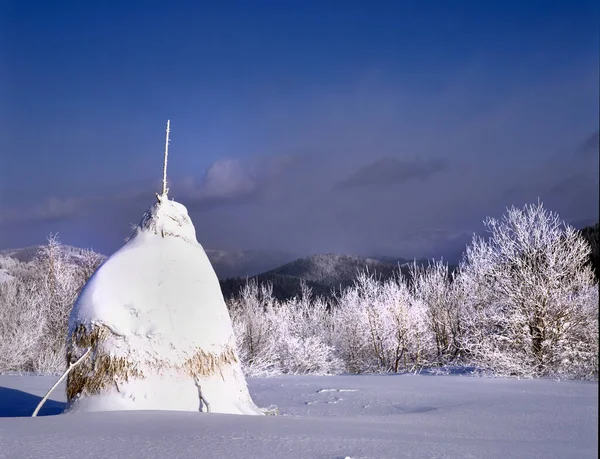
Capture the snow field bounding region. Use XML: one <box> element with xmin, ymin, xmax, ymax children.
<box><xmin>0</xmin><ymin>374</ymin><xmax>597</xmax><ymax>459</ymax></box>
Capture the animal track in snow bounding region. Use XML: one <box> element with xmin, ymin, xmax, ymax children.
<box><xmin>316</xmin><ymin>388</ymin><xmax>358</xmax><ymax>393</ymax></box>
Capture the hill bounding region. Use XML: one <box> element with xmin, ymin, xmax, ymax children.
<box><xmin>0</xmin><ymin>245</ymin><xmax>102</xmax><ymax>265</ymax></box>
<box><xmin>204</xmin><ymin>248</ymin><xmax>298</xmax><ymax>279</ymax></box>
<box><xmin>220</xmin><ymin>253</ymin><xmax>419</xmax><ymax>301</ymax></box>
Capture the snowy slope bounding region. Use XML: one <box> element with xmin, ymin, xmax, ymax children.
<box><xmin>0</xmin><ymin>374</ymin><xmax>597</xmax><ymax>459</ymax></box>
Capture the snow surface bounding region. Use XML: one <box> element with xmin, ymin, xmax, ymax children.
<box><xmin>67</xmin><ymin>198</ymin><xmax>260</xmax><ymax>415</ymax></box>
<box><xmin>0</xmin><ymin>374</ymin><xmax>597</xmax><ymax>459</ymax></box>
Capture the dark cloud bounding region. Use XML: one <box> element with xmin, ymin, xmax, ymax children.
<box><xmin>0</xmin><ymin>187</ymin><xmax>153</xmax><ymax>226</ymax></box>
<box><xmin>1</xmin><ymin>61</ymin><xmax>598</xmax><ymax>260</ymax></box>
<box><xmin>544</xmin><ymin>131</ymin><xmax>599</xmax><ymax>221</ymax></box>
<box><xmin>0</xmin><ymin>197</ymin><xmax>91</xmax><ymax>225</ymax></box>
<box><xmin>335</xmin><ymin>157</ymin><xmax>449</xmax><ymax>190</ymax></box>
<box><xmin>496</xmin><ymin>128</ymin><xmax>599</xmax><ymax>227</ymax></box>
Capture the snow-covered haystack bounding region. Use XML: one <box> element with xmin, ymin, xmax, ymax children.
<box><xmin>63</xmin><ymin>121</ymin><xmax>262</xmax><ymax>415</ymax></box>
<box><xmin>65</xmin><ymin>197</ymin><xmax>261</xmax><ymax>414</ymax></box>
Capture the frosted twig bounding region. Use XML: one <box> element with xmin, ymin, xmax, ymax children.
<box><xmin>32</xmin><ymin>347</ymin><xmax>92</xmax><ymax>417</ymax></box>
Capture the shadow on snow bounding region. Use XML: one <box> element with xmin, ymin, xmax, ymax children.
<box><xmin>0</xmin><ymin>386</ymin><xmax>65</xmax><ymax>417</ymax></box>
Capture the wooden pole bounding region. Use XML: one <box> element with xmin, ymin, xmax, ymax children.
<box><xmin>161</xmin><ymin>119</ymin><xmax>171</xmax><ymax>197</ymax></box>
<box><xmin>32</xmin><ymin>348</ymin><xmax>92</xmax><ymax>417</ymax></box>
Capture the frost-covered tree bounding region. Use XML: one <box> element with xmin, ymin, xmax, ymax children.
<box><xmin>410</xmin><ymin>260</ymin><xmax>463</xmax><ymax>364</ymax></box>
<box><xmin>229</xmin><ymin>281</ymin><xmax>280</xmax><ymax>376</ymax></box>
<box><xmin>0</xmin><ymin>279</ymin><xmax>46</xmax><ymax>372</ymax></box>
<box><xmin>33</xmin><ymin>234</ymin><xmax>81</xmax><ymax>373</ymax></box>
<box><xmin>333</xmin><ymin>272</ymin><xmax>430</xmax><ymax>373</ymax></box>
<box><xmin>273</xmin><ymin>282</ymin><xmax>341</xmax><ymax>375</ymax></box>
<box><xmin>0</xmin><ymin>236</ymin><xmax>103</xmax><ymax>374</ymax></box>
<box><xmin>230</xmin><ymin>280</ymin><xmax>341</xmax><ymax>376</ymax></box>
<box><xmin>459</xmin><ymin>202</ymin><xmax>599</xmax><ymax>378</ymax></box>
<box><xmin>75</xmin><ymin>248</ymin><xmax>105</xmax><ymax>282</ymax></box>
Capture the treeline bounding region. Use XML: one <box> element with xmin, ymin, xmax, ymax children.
<box><xmin>231</xmin><ymin>203</ymin><xmax>599</xmax><ymax>380</ymax></box>
<box><xmin>0</xmin><ymin>203</ymin><xmax>598</xmax><ymax>379</ymax></box>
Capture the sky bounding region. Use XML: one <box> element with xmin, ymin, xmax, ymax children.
<box><xmin>0</xmin><ymin>0</ymin><xmax>598</xmax><ymax>260</ymax></box>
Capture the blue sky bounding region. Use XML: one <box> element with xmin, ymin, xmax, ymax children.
<box><xmin>1</xmin><ymin>1</ymin><xmax>598</xmax><ymax>259</ymax></box>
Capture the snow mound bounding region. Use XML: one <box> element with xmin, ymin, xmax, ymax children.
<box><xmin>137</xmin><ymin>198</ymin><xmax>198</xmax><ymax>243</ymax></box>
<box><xmin>66</xmin><ymin>197</ymin><xmax>262</xmax><ymax>415</ymax></box>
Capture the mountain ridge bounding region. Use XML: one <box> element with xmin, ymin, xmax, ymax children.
<box><xmin>2</xmin><ymin>220</ymin><xmax>597</xmax><ymax>301</ymax></box>
<box><xmin>219</xmin><ymin>253</ymin><xmax>442</xmax><ymax>301</ymax></box>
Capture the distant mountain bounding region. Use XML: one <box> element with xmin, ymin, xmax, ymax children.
<box><xmin>579</xmin><ymin>223</ymin><xmax>600</xmax><ymax>280</ymax></box>
<box><xmin>264</xmin><ymin>254</ymin><xmax>399</xmax><ymax>285</ymax></box>
<box><xmin>570</xmin><ymin>217</ymin><xmax>600</xmax><ymax>231</ymax></box>
<box><xmin>220</xmin><ymin>253</ymin><xmax>425</xmax><ymax>301</ymax></box>
<box><xmin>204</xmin><ymin>249</ymin><xmax>298</xmax><ymax>279</ymax></box>
<box><xmin>367</xmin><ymin>255</ymin><xmax>412</xmax><ymax>266</ymax></box>
<box><xmin>369</xmin><ymin>255</ymin><xmax>437</xmax><ymax>267</ymax></box>
<box><xmin>0</xmin><ymin>245</ymin><xmax>105</xmax><ymax>266</ymax></box>
<box><xmin>0</xmin><ymin>244</ymin><xmax>298</xmax><ymax>280</ymax></box>
<box><xmin>1</xmin><ymin>246</ymin><xmax>450</xmax><ymax>300</ymax></box>
<box><xmin>0</xmin><ymin>246</ymin><xmax>50</xmax><ymax>263</ymax></box>
<box><xmin>2</xmin><ymin>245</ymin><xmax>467</xmax><ymax>301</ymax></box>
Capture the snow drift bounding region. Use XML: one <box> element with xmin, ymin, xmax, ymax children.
<box><xmin>65</xmin><ymin>197</ymin><xmax>262</xmax><ymax>415</ymax></box>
